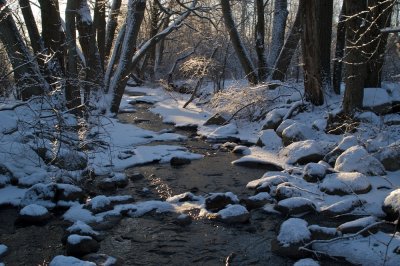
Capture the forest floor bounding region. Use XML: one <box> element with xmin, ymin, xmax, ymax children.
<box><xmin>0</xmin><ymin>80</ymin><xmax>400</xmax><ymax>265</ymax></box>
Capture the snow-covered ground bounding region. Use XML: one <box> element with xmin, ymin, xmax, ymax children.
<box><xmin>1</xmin><ymin>80</ymin><xmax>400</xmax><ymax>265</ymax></box>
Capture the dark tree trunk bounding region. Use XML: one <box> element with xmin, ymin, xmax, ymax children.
<box><xmin>104</xmin><ymin>0</ymin><xmax>122</xmax><ymax>60</ymax></box>
<box><xmin>221</xmin><ymin>0</ymin><xmax>258</xmax><ymax>85</ymax></box>
<box><xmin>333</xmin><ymin>2</ymin><xmax>346</xmax><ymax>94</ymax></box>
<box><xmin>94</xmin><ymin>0</ymin><xmax>106</xmax><ymax>67</ymax></box>
<box><xmin>300</xmin><ymin>0</ymin><xmax>324</xmax><ymax>105</ymax></box>
<box><xmin>147</xmin><ymin>0</ymin><xmax>160</xmax><ymax>81</ymax></box>
<box><xmin>38</xmin><ymin>0</ymin><xmax>65</xmax><ymax>73</ymax></box>
<box><xmin>364</xmin><ymin>0</ymin><xmax>394</xmax><ymax>87</ymax></box>
<box><xmin>109</xmin><ymin>0</ymin><xmax>147</xmax><ymax>113</ymax></box>
<box><xmin>76</xmin><ymin>0</ymin><xmax>104</xmax><ymax>101</ymax></box>
<box><xmin>343</xmin><ymin>0</ymin><xmax>368</xmax><ymax>115</ymax></box>
<box><xmin>0</xmin><ymin>7</ymin><xmax>47</xmax><ymax>100</ymax></box>
<box><xmin>19</xmin><ymin>0</ymin><xmax>43</xmax><ymax>56</ymax></box>
<box><xmin>319</xmin><ymin>1</ymin><xmax>333</xmax><ymax>92</ymax></box>
<box><xmin>267</xmin><ymin>0</ymin><xmax>288</xmax><ymax>75</ymax></box>
<box><xmin>255</xmin><ymin>0</ymin><xmax>267</xmax><ymax>81</ymax></box>
<box><xmin>271</xmin><ymin>2</ymin><xmax>302</xmax><ymax>81</ymax></box>
<box><xmin>65</xmin><ymin>0</ymin><xmax>82</xmax><ymax>111</ymax></box>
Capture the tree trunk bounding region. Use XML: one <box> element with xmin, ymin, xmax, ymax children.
<box><xmin>0</xmin><ymin>7</ymin><xmax>47</xmax><ymax>100</ymax></box>
<box><xmin>319</xmin><ymin>1</ymin><xmax>333</xmax><ymax>92</ymax></box>
<box><xmin>364</xmin><ymin>0</ymin><xmax>394</xmax><ymax>87</ymax></box>
<box><xmin>267</xmin><ymin>0</ymin><xmax>288</xmax><ymax>74</ymax></box>
<box><xmin>94</xmin><ymin>0</ymin><xmax>106</xmax><ymax>67</ymax></box>
<box><xmin>343</xmin><ymin>0</ymin><xmax>368</xmax><ymax>115</ymax></box>
<box><xmin>76</xmin><ymin>0</ymin><xmax>104</xmax><ymax>102</ymax></box>
<box><xmin>38</xmin><ymin>0</ymin><xmax>65</xmax><ymax>73</ymax></box>
<box><xmin>147</xmin><ymin>0</ymin><xmax>160</xmax><ymax>82</ymax></box>
<box><xmin>255</xmin><ymin>0</ymin><xmax>267</xmax><ymax>81</ymax></box>
<box><xmin>332</xmin><ymin>2</ymin><xmax>346</xmax><ymax>94</ymax></box>
<box><xmin>19</xmin><ymin>0</ymin><xmax>43</xmax><ymax>57</ymax></box>
<box><xmin>104</xmin><ymin>24</ymin><xmax>126</xmax><ymax>90</ymax></box>
<box><xmin>104</xmin><ymin>0</ymin><xmax>122</xmax><ymax>60</ymax></box>
<box><xmin>271</xmin><ymin>1</ymin><xmax>302</xmax><ymax>81</ymax></box>
<box><xmin>65</xmin><ymin>0</ymin><xmax>82</xmax><ymax>111</ymax></box>
<box><xmin>221</xmin><ymin>0</ymin><xmax>258</xmax><ymax>84</ymax></box>
<box><xmin>300</xmin><ymin>0</ymin><xmax>323</xmax><ymax>105</ymax></box>
<box><xmin>109</xmin><ymin>0</ymin><xmax>147</xmax><ymax>113</ymax></box>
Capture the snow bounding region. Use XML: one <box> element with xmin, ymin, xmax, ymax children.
<box><xmin>248</xmin><ymin>192</ymin><xmax>272</xmax><ymax>201</ymax></box>
<box><xmin>67</xmin><ymin>234</ymin><xmax>92</xmax><ymax>245</ymax></box>
<box><xmin>246</xmin><ymin>172</ymin><xmax>291</xmax><ymax>189</ymax></box>
<box><xmin>277</xmin><ymin>218</ymin><xmax>311</xmax><ymax>247</ymax></box>
<box><xmin>20</xmin><ymin>204</ymin><xmax>48</xmax><ymax>216</ymax></box>
<box><xmin>67</xmin><ymin>221</ymin><xmax>99</xmax><ymax>236</ymax></box>
<box><xmin>63</xmin><ymin>204</ymin><xmax>98</xmax><ymax>223</ymax></box>
<box><xmin>293</xmin><ymin>258</ymin><xmax>320</xmax><ymax>266</ymax></box>
<box><xmin>337</xmin><ymin>216</ymin><xmax>378</xmax><ymax>232</ymax></box>
<box><xmin>207</xmin><ymin>192</ymin><xmax>239</xmax><ymax>203</ymax></box>
<box><xmin>276</xmin><ymin>197</ymin><xmax>316</xmax><ymax>211</ymax></box>
<box><xmin>280</xmin><ymin>140</ymin><xmax>333</xmax><ymax>164</ymax></box>
<box><xmin>49</xmin><ymin>255</ymin><xmax>96</xmax><ymax>266</ymax></box>
<box><xmin>217</xmin><ymin>204</ymin><xmax>248</xmax><ymax>219</ymax></box>
<box><xmin>88</xmin><ymin>195</ymin><xmax>111</xmax><ymax>210</ymax></box>
<box><xmin>363</xmin><ymin>87</ymin><xmax>391</xmax><ymax>109</ymax></box>
<box><xmin>166</xmin><ymin>192</ymin><xmax>202</xmax><ymax>203</ymax></box>
<box><xmin>308</xmin><ymin>225</ymin><xmax>337</xmax><ymax>236</ymax></box>
<box><xmin>384</xmin><ymin>189</ymin><xmax>400</xmax><ymax>213</ymax></box>
<box><xmin>0</xmin><ymin>244</ymin><xmax>7</xmax><ymax>256</ymax></box>
<box><xmin>320</xmin><ymin>172</ymin><xmax>371</xmax><ymax>195</ymax></box>
<box><xmin>257</xmin><ymin>129</ymin><xmax>283</xmax><ymax>150</ymax></box>
<box><xmin>0</xmin><ymin>186</ymin><xmax>27</xmax><ymax>206</ymax></box>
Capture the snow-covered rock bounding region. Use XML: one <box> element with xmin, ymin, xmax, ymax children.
<box><xmin>166</xmin><ymin>192</ymin><xmax>202</xmax><ymax>203</ymax></box>
<box><xmin>293</xmin><ymin>258</ymin><xmax>320</xmax><ymax>266</ymax></box>
<box><xmin>170</xmin><ymin>157</ymin><xmax>191</xmax><ymax>166</ymax></box>
<box><xmin>0</xmin><ymin>164</ymin><xmax>13</xmax><ymax>188</ymax></box>
<box><xmin>56</xmin><ymin>184</ymin><xmax>85</xmax><ymax>203</ymax></box>
<box><xmin>321</xmin><ymin>198</ymin><xmax>366</xmax><ymax>216</ymax></box>
<box><xmin>276</xmin><ymin>119</ymin><xmax>296</xmax><ymax>137</ymax></box>
<box><xmin>308</xmin><ymin>225</ymin><xmax>338</xmax><ymax>240</ymax></box>
<box><xmin>312</xmin><ymin>119</ymin><xmax>327</xmax><ymax>131</ymax></box>
<box><xmin>246</xmin><ymin>172</ymin><xmax>291</xmax><ymax>190</ymax></box>
<box><xmin>375</xmin><ymin>143</ymin><xmax>400</xmax><ymax>171</ymax></box>
<box><xmin>231</xmin><ymin>145</ymin><xmax>251</xmax><ymax>155</ymax></box>
<box><xmin>272</xmin><ymin>218</ymin><xmax>311</xmax><ymax>259</ymax></box>
<box><xmin>262</xmin><ymin>109</ymin><xmax>286</xmax><ymax>130</ymax></box>
<box><xmin>363</xmin><ymin>87</ymin><xmax>392</xmax><ymax>114</ymax></box>
<box><xmin>81</xmin><ymin>253</ymin><xmax>122</xmax><ymax>266</ymax></box>
<box><xmin>382</xmin><ymin>189</ymin><xmax>400</xmax><ymax>221</ymax></box>
<box><xmin>281</xmin><ymin>123</ymin><xmax>315</xmax><ymax>146</ymax></box>
<box><xmin>18</xmin><ymin>204</ymin><xmax>51</xmax><ymax>224</ymax></box>
<box><xmin>303</xmin><ymin>163</ymin><xmax>328</xmax><ymax>183</ymax></box>
<box><xmin>0</xmin><ymin>244</ymin><xmax>8</xmax><ymax>258</ymax></box>
<box><xmin>66</xmin><ymin>234</ymin><xmax>99</xmax><ymax>257</ymax></box>
<box><xmin>323</xmin><ymin>135</ymin><xmax>359</xmax><ymax>165</ymax></box>
<box><xmin>320</xmin><ymin>172</ymin><xmax>371</xmax><ymax>195</ymax></box>
<box><xmin>203</xmin><ymin>113</ymin><xmax>227</xmax><ymax>126</ymax></box>
<box><xmin>206</xmin><ymin>123</ymin><xmax>238</xmax><ymax>141</ymax></box>
<box><xmin>20</xmin><ymin>183</ymin><xmax>57</xmax><ymax>208</ymax></box>
<box><xmin>174</xmin><ymin>214</ymin><xmax>192</xmax><ymax>226</ymax></box>
<box><xmin>275</xmin><ymin>182</ymin><xmax>304</xmax><ymax>200</ymax></box>
<box><xmin>215</xmin><ymin>204</ymin><xmax>250</xmax><ymax>223</ymax></box>
<box><xmin>335</xmin><ymin>146</ymin><xmax>386</xmax><ymax>176</ymax></box>
<box><xmin>49</xmin><ymin>255</ymin><xmax>96</xmax><ymax>266</ymax></box>
<box><xmin>205</xmin><ymin>192</ymin><xmax>239</xmax><ymax>212</ymax></box>
<box><xmin>356</xmin><ymin>111</ymin><xmax>381</xmax><ymax>125</ymax></box>
<box><xmin>63</xmin><ymin>221</ymin><xmax>101</xmax><ymax>244</ymax></box>
<box><xmin>337</xmin><ymin>216</ymin><xmax>378</xmax><ymax>235</ymax></box>
<box><xmin>275</xmin><ymin>197</ymin><xmax>317</xmax><ymax>215</ymax></box>
<box><xmin>280</xmin><ymin>140</ymin><xmax>333</xmax><ymax>165</ymax></box>
<box><xmin>53</xmin><ymin>149</ymin><xmax>88</xmax><ymax>171</ymax></box>
<box><xmin>241</xmin><ymin>192</ymin><xmax>273</xmax><ymax>210</ymax></box>
<box><xmin>256</xmin><ymin>129</ymin><xmax>283</xmax><ymax>150</ymax></box>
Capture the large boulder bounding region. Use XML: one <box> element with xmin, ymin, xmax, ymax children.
<box><xmin>20</xmin><ymin>183</ymin><xmax>57</xmax><ymax>208</ymax></box>
<box><xmin>375</xmin><ymin>143</ymin><xmax>400</xmax><ymax>171</ymax></box>
<box><xmin>337</xmin><ymin>216</ymin><xmax>379</xmax><ymax>235</ymax></box>
<box><xmin>280</xmin><ymin>140</ymin><xmax>333</xmax><ymax>165</ymax></box>
<box><xmin>275</xmin><ymin>182</ymin><xmax>304</xmax><ymax>200</ymax></box>
<box><xmin>275</xmin><ymin>197</ymin><xmax>317</xmax><ymax>215</ymax></box>
<box><xmin>276</xmin><ymin>119</ymin><xmax>296</xmax><ymax>137</ymax></box>
<box><xmin>321</xmin><ymin>198</ymin><xmax>366</xmax><ymax>216</ymax></box>
<box><xmin>382</xmin><ymin>189</ymin><xmax>400</xmax><ymax>221</ymax></box>
<box><xmin>281</xmin><ymin>123</ymin><xmax>316</xmax><ymax>146</ymax></box>
<box><xmin>320</xmin><ymin>172</ymin><xmax>371</xmax><ymax>195</ymax></box>
<box><xmin>335</xmin><ymin>146</ymin><xmax>386</xmax><ymax>176</ymax></box>
<box><xmin>256</xmin><ymin>129</ymin><xmax>283</xmax><ymax>150</ymax></box>
<box><xmin>323</xmin><ymin>136</ymin><xmax>359</xmax><ymax>166</ymax></box>
<box><xmin>262</xmin><ymin>109</ymin><xmax>287</xmax><ymax>130</ymax></box>
<box><xmin>303</xmin><ymin>163</ymin><xmax>328</xmax><ymax>183</ymax></box>
<box><xmin>215</xmin><ymin>204</ymin><xmax>250</xmax><ymax>224</ymax></box>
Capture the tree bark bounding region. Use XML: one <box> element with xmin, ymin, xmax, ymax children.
<box><xmin>343</xmin><ymin>0</ymin><xmax>368</xmax><ymax>115</ymax></box>
<box><xmin>104</xmin><ymin>0</ymin><xmax>122</xmax><ymax>60</ymax></box>
<box><xmin>267</xmin><ymin>0</ymin><xmax>288</xmax><ymax>74</ymax></box>
<box><xmin>300</xmin><ymin>0</ymin><xmax>324</xmax><ymax>105</ymax></box>
<box><xmin>221</xmin><ymin>0</ymin><xmax>258</xmax><ymax>84</ymax></box>
<box><xmin>65</xmin><ymin>0</ymin><xmax>82</xmax><ymax>111</ymax></box>
<box><xmin>38</xmin><ymin>0</ymin><xmax>65</xmax><ymax>73</ymax></box>
<box><xmin>255</xmin><ymin>0</ymin><xmax>267</xmax><ymax>81</ymax></box>
<box><xmin>147</xmin><ymin>0</ymin><xmax>160</xmax><ymax>82</ymax></box>
<box><xmin>109</xmin><ymin>0</ymin><xmax>147</xmax><ymax>113</ymax></box>
<box><xmin>94</xmin><ymin>0</ymin><xmax>106</xmax><ymax>67</ymax></box>
<box><xmin>319</xmin><ymin>1</ymin><xmax>333</xmax><ymax>92</ymax></box>
<box><xmin>76</xmin><ymin>0</ymin><xmax>104</xmax><ymax>101</ymax></box>
<box><xmin>332</xmin><ymin>2</ymin><xmax>346</xmax><ymax>94</ymax></box>
<box><xmin>0</xmin><ymin>7</ymin><xmax>47</xmax><ymax>100</ymax></box>
<box><xmin>271</xmin><ymin>1</ymin><xmax>302</xmax><ymax>81</ymax></box>
<box><xmin>19</xmin><ymin>0</ymin><xmax>43</xmax><ymax>57</ymax></box>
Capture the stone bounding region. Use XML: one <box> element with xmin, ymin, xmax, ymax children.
<box><xmin>55</xmin><ymin>184</ymin><xmax>85</xmax><ymax>203</ymax></box>
<box><xmin>215</xmin><ymin>204</ymin><xmax>250</xmax><ymax>224</ymax></box>
<box><xmin>275</xmin><ymin>197</ymin><xmax>317</xmax><ymax>216</ymax></box>
<box><xmin>335</xmin><ymin>146</ymin><xmax>386</xmax><ymax>176</ymax></box>
<box><xmin>320</xmin><ymin>172</ymin><xmax>371</xmax><ymax>195</ymax></box>
<box><xmin>20</xmin><ymin>183</ymin><xmax>57</xmax><ymax>208</ymax></box>
<box><xmin>170</xmin><ymin>157</ymin><xmax>191</xmax><ymax>166</ymax></box>
<box><xmin>323</xmin><ymin>136</ymin><xmax>359</xmax><ymax>166</ymax></box>
<box><xmin>17</xmin><ymin>204</ymin><xmax>52</xmax><ymax>225</ymax></box>
<box><xmin>275</xmin><ymin>183</ymin><xmax>304</xmax><ymax>201</ymax></box>
<box><xmin>66</xmin><ymin>234</ymin><xmax>100</xmax><ymax>257</ymax></box>
<box><xmin>308</xmin><ymin>225</ymin><xmax>338</xmax><ymax>240</ymax></box>
<box><xmin>247</xmin><ymin>172</ymin><xmax>291</xmax><ymax>190</ymax></box>
<box><xmin>276</xmin><ymin>119</ymin><xmax>296</xmax><ymax>137</ymax></box>
<box><xmin>49</xmin><ymin>255</ymin><xmax>96</xmax><ymax>266</ymax></box>
<box><xmin>280</xmin><ymin>140</ymin><xmax>333</xmax><ymax>165</ymax></box>
<box><xmin>382</xmin><ymin>189</ymin><xmax>400</xmax><ymax>221</ymax></box>
<box><xmin>262</xmin><ymin>109</ymin><xmax>286</xmax><ymax>130</ymax></box>
<box><xmin>281</xmin><ymin>123</ymin><xmax>315</xmax><ymax>146</ymax></box>
<box><xmin>337</xmin><ymin>216</ymin><xmax>379</xmax><ymax>236</ymax></box>
<box><xmin>241</xmin><ymin>192</ymin><xmax>274</xmax><ymax>210</ymax></box>
<box><xmin>375</xmin><ymin>143</ymin><xmax>400</xmax><ymax>171</ymax></box>
<box><xmin>256</xmin><ymin>129</ymin><xmax>283</xmax><ymax>150</ymax></box>
<box><xmin>0</xmin><ymin>163</ymin><xmax>13</xmax><ymax>188</ymax></box>
<box><xmin>62</xmin><ymin>221</ymin><xmax>102</xmax><ymax>244</ymax></box>
<box><xmin>231</xmin><ymin>145</ymin><xmax>251</xmax><ymax>155</ymax></box>
<box><xmin>205</xmin><ymin>192</ymin><xmax>239</xmax><ymax>212</ymax></box>
<box><xmin>204</xmin><ymin>113</ymin><xmax>227</xmax><ymax>126</ymax></box>
<box><xmin>125</xmin><ymin>171</ymin><xmax>145</xmax><ymax>181</ymax></box>
<box><xmin>303</xmin><ymin>163</ymin><xmax>327</xmax><ymax>183</ymax></box>
<box><xmin>174</xmin><ymin>214</ymin><xmax>192</xmax><ymax>226</ymax></box>
<box><xmin>321</xmin><ymin>198</ymin><xmax>366</xmax><ymax>216</ymax></box>
<box><xmin>293</xmin><ymin>258</ymin><xmax>320</xmax><ymax>266</ymax></box>
<box><xmin>312</xmin><ymin>119</ymin><xmax>327</xmax><ymax>131</ymax></box>
<box><xmin>96</xmin><ymin>176</ymin><xmax>117</xmax><ymax>192</ymax></box>
<box><xmin>82</xmin><ymin>254</ymin><xmax>123</xmax><ymax>266</ymax></box>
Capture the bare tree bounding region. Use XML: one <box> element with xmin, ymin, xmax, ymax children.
<box><xmin>255</xmin><ymin>0</ymin><xmax>267</xmax><ymax>81</ymax></box>
<box><xmin>104</xmin><ymin>0</ymin><xmax>122</xmax><ymax>60</ymax></box>
<box><xmin>332</xmin><ymin>1</ymin><xmax>346</xmax><ymax>95</ymax></box>
<box><xmin>94</xmin><ymin>0</ymin><xmax>106</xmax><ymax>66</ymax></box>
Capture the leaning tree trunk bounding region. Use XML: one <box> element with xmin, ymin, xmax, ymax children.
<box><xmin>221</xmin><ymin>0</ymin><xmax>258</xmax><ymax>84</ymax></box>
<box><xmin>109</xmin><ymin>0</ymin><xmax>147</xmax><ymax>113</ymax></box>
<box><xmin>65</xmin><ymin>0</ymin><xmax>82</xmax><ymax>111</ymax></box>
<box><xmin>364</xmin><ymin>0</ymin><xmax>394</xmax><ymax>87</ymax></box>
<box><xmin>104</xmin><ymin>0</ymin><xmax>122</xmax><ymax>60</ymax></box>
<box><xmin>0</xmin><ymin>7</ymin><xmax>47</xmax><ymax>100</ymax></box>
<box><xmin>332</xmin><ymin>2</ymin><xmax>346</xmax><ymax>95</ymax></box>
<box><xmin>271</xmin><ymin>1</ymin><xmax>302</xmax><ymax>81</ymax></box>
<box><xmin>76</xmin><ymin>0</ymin><xmax>104</xmax><ymax>102</ymax></box>
<box><xmin>19</xmin><ymin>0</ymin><xmax>44</xmax><ymax>57</ymax></box>
<box><xmin>38</xmin><ymin>0</ymin><xmax>65</xmax><ymax>73</ymax></box>
<box><xmin>343</xmin><ymin>0</ymin><xmax>368</xmax><ymax>115</ymax></box>
<box><xmin>267</xmin><ymin>0</ymin><xmax>288</xmax><ymax>75</ymax></box>
<box><xmin>94</xmin><ymin>0</ymin><xmax>106</xmax><ymax>67</ymax></box>
<box><xmin>300</xmin><ymin>0</ymin><xmax>324</xmax><ymax>105</ymax></box>
<box><xmin>255</xmin><ymin>0</ymin><xmax>267</xmax><ymax>81</ymax></box>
